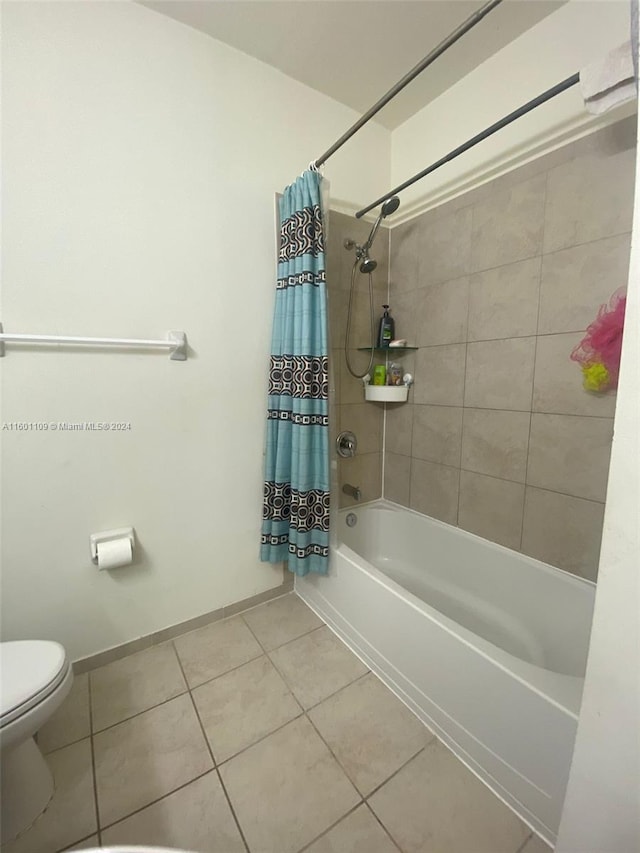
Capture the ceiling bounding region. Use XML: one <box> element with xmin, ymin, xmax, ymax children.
<box><xmin>140</xmin><ymin>0</ymin><xmax>564</xmax><ymax>130</ymax></box>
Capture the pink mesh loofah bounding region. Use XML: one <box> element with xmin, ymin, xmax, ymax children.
<box><xmin>570</xmin><ymin>288</ymin><xmax>627</xmax><ymax>389</ymax></box>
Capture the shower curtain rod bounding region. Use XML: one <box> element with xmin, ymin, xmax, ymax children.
<box><xmin>355</xmin><ymin>72</ymin><xmax>581</xmax><ymax>219</ymax></box>
<box><xmin>312</xmin><ymin>0</ymin><xmax>503</xmax><ymax>169</ymax></box>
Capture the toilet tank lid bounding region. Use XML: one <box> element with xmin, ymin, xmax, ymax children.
<box><xmin>0</xmin><ymin>641</ymin><xmax>68</xmax><ymax>718</ymax></box>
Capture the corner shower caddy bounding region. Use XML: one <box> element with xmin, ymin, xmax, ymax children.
<box><xmin>359</xmin><ymin>345</ymin><xmax>417</xmax><ymax>403</ymax></box>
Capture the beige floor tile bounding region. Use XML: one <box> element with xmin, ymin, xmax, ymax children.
<box><xmin>242</xmin><ymin>592</ymin><xmax>323</xmax><ymax>651</ymax></box>
<box><xmin>309</xmin><ymin>674</ymin><xmax>432</xmax><ymax>796</ymax></box>
<box><xmin>90</xmin><ymin>643</ymin><xmax>187</xmax><ymax>731</ymax></box>
<box><xmin>62</xmin><ymin>837</ymin><xmax>99</xmax><ymax>851</ymax></box>
<box><xmin>102</xmin><ymin>771</ymin><xmax>244</xmax><ymax>852</ymax></box>
<box><xmin>94</xmin><ymin>693</ymin><xmax>212</xmax><ymax>827</ymax></box>
<box><xmin>369</xmin><ymin>741</ymin><xmax>529</xmax><ymax>853</ymax></box>
<box><xmin>220</xmin><ymin>716</ymin><xmax>360</xmax><ymax>853</ymax></box>
<box><xmin>306</xmin><ymin>804</ymin><xmax>399</xmax><ymax>853</ymax></box>
<box><xmin>38</xmin><ymin>673</ymin><xmax>90</xmax><ymax>753</ymax></box>
<box><xmin>174</xmin><ymin>615</ymin><xmax>262</xmax><ymax>688</ymax></box>
<box><xmin>193</xmin><ymin>654</ymin><xmax>301</xmax><ymax>763</ymax></box>
<box><xmin>270</xmin><ymin>626</ymin><xmax>368</xmax><ymax>709</ymax></box>
<box><xmin>521</xmin><ymin>833</ymin><xmax>554</xmax><ymax>853</ymax></box>
<box><xmin>2</xmin><ymin>739</ymin><xmax>96</xmax><ymax>853</ymax></box>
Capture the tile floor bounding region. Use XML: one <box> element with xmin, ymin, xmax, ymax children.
<box><xmin>5</xmin><ymin>593</ymin><xmax>553</xmax><ymax>853</ymax></box>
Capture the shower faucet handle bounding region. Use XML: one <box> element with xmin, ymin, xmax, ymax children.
<box><xmin>336</xmin><ymin>431</ymin><xmax>357</xmax><ymax>458</ymax></box>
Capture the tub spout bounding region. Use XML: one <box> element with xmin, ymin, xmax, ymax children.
<box><xmin>342</xmin><ymin>483</ymin><xmax>361</xmax><ymax>501</ymax></box>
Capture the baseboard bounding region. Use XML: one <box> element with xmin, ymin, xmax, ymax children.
<box><xmin>74</xmin><ymin>576</ymin><xmax>294</xmax><ymax>674</ymax></box>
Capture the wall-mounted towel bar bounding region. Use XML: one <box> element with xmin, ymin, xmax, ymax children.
<box><xmin>0</xmin><ymin>324</ymin><xmax>188</xmax><ymax>361</ymax></box>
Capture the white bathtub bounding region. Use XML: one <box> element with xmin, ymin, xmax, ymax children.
<box><xmin>296</xmin><ymin>500</ymin><xmax>595</xmax><ymax>844</ymax></box>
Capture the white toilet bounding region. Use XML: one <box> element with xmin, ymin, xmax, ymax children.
<box><xmin>0</xmin><ymin>640</ymin><xmax>73</xmax><ymax>844</ymax></box>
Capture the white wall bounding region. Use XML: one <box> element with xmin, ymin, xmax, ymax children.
<box><xmin>555</xmin><ymin>38</ymin><xmax>640</xmax><ymax>853</ymax></box>
<box><xmin>0</xmin><ymin>1</ymin><xmax>390</xmax><ymax>660</ymax></box>
<box><xmin>390</xmin><ymin>0</ymin><xmax>633</xmax><ymax>222</ymax></box>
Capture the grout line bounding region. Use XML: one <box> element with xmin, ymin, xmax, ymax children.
<box><xmin>86</xmin><ymin>676</ymin><xmax>102</xmax><ymax>845</ymax></box>
<box><xmin>258</xmin><ymin>621</ymin><xmax>327</xmax><ymax>656</ymax></box>
<box><xmin>181</xmin><ymin>653</ymin><xmax>264</xmax><ymax>695</ymax></box>
<box><xmin>302</xmin><ymin>670</ymin><xmax>371</xmax><ymax>715</ymax></box>
<box><xmin>404</xmin><ymin>401</ymin><xmax>616</xmax><ymax>420</ymax></box>
<box><xmin>295</xmin><ymin>802</ymin><xmax>363</xmax><ymax>853</ymax></box>
<box><xmin>214</xmin><ymin>710</ymin><xmax>306</xmax><ymax>769</ymax></box>
<box><xmin>303</xmin><ymin>710</ymin><xmax>365</xmax><ymax>800</ymax></box>
<box><xmin>97</xmin><ymin>768</ymin><xmax>214</xmax><ymax>835</ymax></box>
<box><xmin>172</xmin><ymin>642</ymin><xmax>252</xmax><ymax>853</ymax></box>
<box><xmin>363</xmin><ymin>745</ymin><xmax>429</xmax><ymax>802</ymax></box>
<box><xmin>364</xmin><ymin>800</ymin><xmax>404</xmax><ymax>853</ymax></box>
<box><xmin>90</xmin><ymin>689</ymin><xmax>190</xmax><ymax>737</ymax></box>
<box><xmin>515</xmin><ymin>832</ymin><xmax>535</xmax><ymax>853</ymax></box>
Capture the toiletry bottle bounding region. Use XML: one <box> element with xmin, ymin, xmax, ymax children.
<box><xmin>377</xmin><ymin>305</ymin><xmax>395</xmax><ymax>348</ymax></box>
<box><xmin>372</xmin><ymin>364</ymin><xmax>386</xmax><ymax>386</ymax></box>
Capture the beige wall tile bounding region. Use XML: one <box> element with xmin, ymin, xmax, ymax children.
<box><xmin>533</xmin><ymin>332</ymin><xmax>618</xmax><ymax>418</ymax></box>
<box><xmin>412</xmin><ymin>405</ymin><xmax>463</xmax><ymax>467</ymax></box>
<box><xmin>385</xmin><ymin>402</ymin><xmax>413</xmax><ymax>456</ymax></box>
<box><xmin>410</xmin><ymin>459</ymin><xmax>459</xmax><ymax>525</ymax></box>
<box><xmin>414</xmin><ymin>344</ymin><xmax>466</xmax><ymax>406</ymax></box>
<box><xmin>340</xmin><ymin>403</ymin><xmax>382</xmax><ymax>455</ymax></box>
<box><xmin>465</xmin><ymin>338</ymin><xmax>535</xmax><ymax>411</ymax></box>
<box><xmin>416</xmin><ymin>276</ymin><xmax>469</xmax><ymax>346</ymax></box>
<box><xmin>339</xmin><ymin>452</ymin><xmax>382</xmax><ymax>506</ymax></box>
<box><xmin>461</xmin><ymin>409</ymin><xmax>530</xmax><ymax>482</ymax></box>
<box><xmin>470</xmin><ymin>175</ymin><xmax>546</xmax><ymax>272</ymax></box>
<box><xmin>468</xmin><ymin>257</ymin><xmax>541</xmax><ymax>341</ymax></box>
<box><xmin>527</xmin><ymin>413</ymin><xmax>614</xmax><ymax>502</ymax></box>
<box><xmin>384</xmin><ymin>452</ymin><xmax>411</xmax><ymax>506</ymax></box>
<box><xmin>348</xmin><ymin>286</ymin><xmax>389</xmax><ymax>348</ymax></box>
<box><xmin>339</xmin><ymin>355</ymin><xmax>366</xmax><ymax>405</ymax></box>
<box><xmin>390</xmin><ymin>219</ymin><xmax>420</xmax><ymax>292</ymax></box>
<box><xmin>544</xmin><ymin>138</ymin><xmax>636</xmax><ymax>253</ymax></box>
<box><xmin>388</xmin><ymin>288</ymin><xmax>418</xmax><ymax>345</ymax></box>
<box><xmin>538</xmin><ymin>233</ymin><xmax>631</xmax><ymax>334</ymax></box>
<box><xmin>417</xmin><ymin>206</ymin><xmax>472</xmax><ymax>286</ymax></box>
<box><xmin>521</xmin><ymin>487</ymin><xmax>604</xmax><ymax>580</ymax></box>
<box><xmin>329</xmin><ymin>290</ymin><xmax>348</xmax><ymax>351</ymax></box>
<box><xmin>458</xmin><ymin>471</ymin><xmax>525</xmax><ymax>551</ymax></box>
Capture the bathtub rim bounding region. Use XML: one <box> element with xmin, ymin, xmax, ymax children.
<box><xmin>334</xmin><ymin>499</ymin><xmax>592</xmax><ymax>718</ymax></box>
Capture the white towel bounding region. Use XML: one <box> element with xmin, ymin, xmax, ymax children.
<box><xmin>580</xmin><ymin>42</ymin><xmax>637</xmax><ymax>115</ymax></box>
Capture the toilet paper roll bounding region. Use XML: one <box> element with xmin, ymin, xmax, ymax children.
<box><xmin>96</xmin><ymin>538</ymin><xmax>132</xmax><ymax>570</ymax></box>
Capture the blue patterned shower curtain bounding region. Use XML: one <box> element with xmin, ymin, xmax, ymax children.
<box><xmin>260</xmin><ymin>170</ymin><xmax>330</xmax><ymax>576</ymax></box>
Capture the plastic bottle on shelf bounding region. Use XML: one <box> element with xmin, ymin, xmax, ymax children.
<box><xmin>377</xmin><ymin>305</ymin><xmax>395</xmax><ymax>348</ymax></box>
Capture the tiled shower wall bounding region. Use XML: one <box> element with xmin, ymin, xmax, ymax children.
<box><xmin>326</xmin><ymin>210</ymin><xmax>389</xmax><ymax>507</ymax></box>
<box><xmin>384</xmin><ymin>116</ymin><xmax>636</xmax><ymax>582</ymax></box>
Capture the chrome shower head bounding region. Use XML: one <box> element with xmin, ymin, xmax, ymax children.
<box><xmin>363</xmin><ymin>196</ymin><xmax>401</xmax><ymax>254</ymax></box>
<box><xmin>359</xmin><ymin>255</ymin><xmax>377</xmax><ymax>274</ymax></box>
<box><xmin>381</xmin><ymin>196</ymin><xmax>400</xmax><ymax>217</ymax></box>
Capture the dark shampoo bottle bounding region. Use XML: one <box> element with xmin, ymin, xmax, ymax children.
<box><xmin>377</xmin><ymin>305</ymin><xmax>395</xmax><ymax>348</ymax></box>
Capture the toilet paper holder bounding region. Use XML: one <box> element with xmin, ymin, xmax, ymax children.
<box><xmin>90</xmin><ymin>527</ymin><xmax>135</xmax><ymax>565</ymax></box>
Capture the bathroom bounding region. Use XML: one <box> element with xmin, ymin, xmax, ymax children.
<box><xmin>1</xmin><ymin>1</ymin><xmax>638</xmax><ymax>852</ymax></box>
